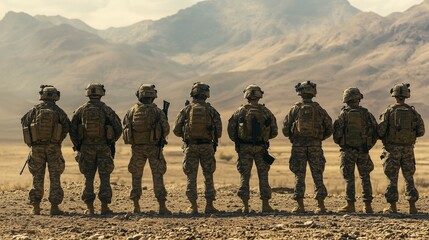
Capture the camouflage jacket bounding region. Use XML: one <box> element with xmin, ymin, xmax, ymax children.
<box><xmin>123</xmin><ymin>102</ymin><xmax>170</xmax><ymax>138</ymax></box>
<box><xmin>282</xmin><ymin>99</ymin><xmax>332</xmax><ymax>147</ymax></box>
<box><xmin>70</xmin><ymin>99</ymin><xmax>122</xmax><ymax>147</ymax></box>
<box><xmin>173</xmin><ymin>99</ymin><xmax>222</xmax><ymax>140</ymax></box>
<box><xmin>333</xmin><ymin>105</ymin><xmax>378</xmax><ymax>150</ymax></box>
<box><xmin>21</xmin><ymin>101</ymin><xmax>71</xmax><ymax>144</ymax></box>
<box><xmin>378</xmin><ymin>103</ymin><xmax>425</xmax><ymax>145</ymax></box>
<box><xmin>227</xmin><ymin>103</ymin><xmax>278</xmax><ymax>143</ymax></box>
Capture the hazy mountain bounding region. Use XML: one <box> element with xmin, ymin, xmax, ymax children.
<box><xmin>34</xmin><ymin>14</ymin><xmax>98</xmax><ymax>34</ymax></box>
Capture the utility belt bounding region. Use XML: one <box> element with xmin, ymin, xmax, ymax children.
<box><xmin>342</xmin><ymin>145</ymin><xmax>369</xmax><ymax>153</ymax></box>
<box><xmin>185</xmin><ymin>139</ymin><xmax>213</xmax><ymax>145</ymax></box>
<box><xmin>238</xmin><ymin>140</ymin><xmax>267</xmax><ymax>146</ymax></box>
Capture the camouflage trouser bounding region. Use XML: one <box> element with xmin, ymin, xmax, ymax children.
<box><xmin>128</xmin><ymin>145</ymin><xmax>167</xmax><ymax>201</ymax></box>
<box><xmin>340</xmin><ymin>149</ymin><xmax>374</xmax><ymax>203</ymax></box>
<box><xmin>381</xmin><ymin>145</ymin><xmax>418</xmax><ymax>203</ymax></box>
<box><xmin>237</xmin><ymin>144</ymin><xmax>271</xmax><ymax>201</ymax></box>
<box><xmin>289</xmin><ymin>146</ymin><xmax>327</xmax><ymax>200</ymax></box>
<box><xmin>28</xmin><ymin>144</ymin><xmax>65</xmax><ymax>204</ymax></box>
<box><xmin>183</xmin><ymin>144</ymin><xmax>216</xmax><ymax>201</ymax></box>
<box><xmin>77</xmin><ymin>144</ymin><xmax>114</xmax><ymax>204</ymax></box>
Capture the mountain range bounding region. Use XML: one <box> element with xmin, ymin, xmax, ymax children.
<box><xmin>1</xmin><ymin>0</ymin><xmax>429</xmax><ymax>140</ymax></box>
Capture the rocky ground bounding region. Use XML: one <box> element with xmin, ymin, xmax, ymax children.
<box><xmin>1</xmin><ymin>182</ymin><xmax>429</xmax><ymax>240</ymax></box>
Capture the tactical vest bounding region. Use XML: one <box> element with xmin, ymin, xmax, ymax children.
<box><xmin>79</xmin><ymin>103</ymin><xmax>112</xmax><ymax>144</ymax></box>
<box><xmin>184</xmin><ymin>102</ymin><xmax>213</xmax><ymax>141</ymax></box>
<box><xmin>386</xmin><ymin>105</ymin><xmax>416</xmax><ymax>145</ymax></box>
<box><xmin>26</xmin><ymin>106</ymin><xmax>62</xmax><ymax>144</ymax></box>
<box><xmin>131</xmin><ymin>104</ymin><xmax>161</xmax><ymax>145</ymax></box>
<box><xmin>238</xmin><ymin>105</ymin><xmax>270</xmax><ymax>143</ymax></box>
<box><xmin>294</xmin><ymin>103</ymin><xmax>323</xmax><ymax>139</ymax></box>
<box><xmin>344</xmin><ymin>108</ymin><xmax>367</xmax><ymax>148</ymax></box>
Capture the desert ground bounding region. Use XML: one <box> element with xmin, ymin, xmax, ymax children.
<box><xmin>1</xmin><ymin>139</ymin><xmax>429</xmax><ymax>239</ymax></box>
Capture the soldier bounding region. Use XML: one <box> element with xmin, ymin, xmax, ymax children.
<box><xmin>227</xmin><ymin>85</ymin><xmax>278</xmax><ymax>213</ymax></box>
<box><xmin>21</xmin><ymin>85</ymin><xmax>70</xmax><ymax>215</ymax></box>
<box><xmin>70</xmin><ymin>83</ymin><xmax>122</xmax><ymax>215</ymax></box>
<box><xmin>173</xmin><ymin>82</ymin><xmax>222</xmax><ymax>214</ymax></box>
<box><xmin>123</xmin><ymin>84</ymin><xmax>171</xmax><ymax>214</ymax></box>
<box><xmin>378</xmin><ymin>83</ymin><xmax>424</xmax><ymax>214</ymax></box>
<box><xmin>282</xmin><ymin>81</ymin><xmax>332</xmax><ymax>213</ymax></box>
<box><xmin>333</xmin><ymin>88</ymin><xmax>378</xmax><ymax>213</ymax></box>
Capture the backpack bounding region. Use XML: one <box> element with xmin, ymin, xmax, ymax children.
<box><xmin>387</xmin><ymin>105</ymin><xmax>416</xmax><ymax>145</ymax></box>
<box><xmin>131</xmin><ymin>104</ymin><xmax>160</xmax><ymax>144</ymax></box>
<box><xmin>184</xmin><ymin>102</ymin><xmax>213</xmax><ymax>141</ymax></box>
<box><xmin>238</xmin><ymin>105</ymin><xmax>270</xmax><ymax>143</ymax></box>
<box><xmin>81</xmin><ymin>103</ymin><xmax>106</xmax><ymax>143</ymax></box>
<box><xmin>29</xmin><ymin>106</ymin><xmax>62</xmax><ymax>143</ymax></box>
<box><xmin>294</xmin><ymin>103</ymin><xmax>323</xmax><ymax>139</ymax></box>
<box><xmin>344</xmin><ymin>108</ymin><xmax>367</xmax><ymax>147</ymax></box>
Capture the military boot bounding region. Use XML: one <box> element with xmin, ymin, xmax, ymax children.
<box><xmin>241</xmin><ymin>199</ymin><xmax>250</xmax><ymax>213</ymax></box>
<box><xmin>158</xmin><ymin>200</ymin><xmax>172</xmax><ymax>215</ymax></box>
<box><xmin>291</xmin><ymin>199</ymin><xmax>305</xmax><ymax>213</ymax></box>
<box><xmin>187</xmin><ymin>199</ymin><xmax>198</xmax><ymax>214</ymax></box>
<box><xmin>337</xmin><ymin>201</ymin><xmax>355</xmax><ymax>213</ymax></box>
<box><xmin>383</xmin><ymin>202</ymin><xmax>397</xmax><ymax>214</ymax></box>
<box><xmin>314</xmin><ymin>199</ymin><xmax>327</xmax><ymax>214</ymax></box>
<box><xmin>261</xmin><ymin>199</ymin><xmax>274</xmax><ymax>212</ymax></box>
<box><xmin>204</xmin><ymin>200</ymin><xmax>219</xmax><ymax>214</ymax></box>
<box><xmin>50</xmin><ymin>204</ymin><xmax>64</xmax><ymax>216</ymax></box>
<box><xmin>101</xmin><ymin>202</ymin><xmax>113</xmax><ymax>215</ymax></box>
<box><xmin>32</xmin><ymin>202</ymin><xmax>41</xmax><ymax>215</ymax></box>
<box><xmin>86</xmin><ymin>202</ymin><xmax>95</xmax><ymax>215</ymax></box>
<box><xmin>409</xmin><ymin>201</ymin><xmax>418</xmax><ymax>214</ymax></box>
<box><xmin>363</xmin><ymin>202</ymin><xmax>373</xmax><ymax>214</ymax></box>
<box><xmin>132</xmin><ymin>199</ymin><xmax>141</xmax><ymax>214</ymax></box>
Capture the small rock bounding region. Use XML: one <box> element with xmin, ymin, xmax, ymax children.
<box><xmin>304</xmin><ymin>221</ymin><xmax>314</xmax><ymax>227</ymax></box>
<box><xmin>127</xmin><ymin>234</ymin><xmax>144</xmax><ymax>240</ymax></box>
<box><xmin>12</xmin><ymin>235</ymin><xmax>30</xmax><ymax>240</ymax></box>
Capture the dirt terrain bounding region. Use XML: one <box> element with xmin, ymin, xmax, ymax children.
<box><xmin>1</xmin><ymin>140</ymin><xmax>429</xmax><ymax>239</ymax></box>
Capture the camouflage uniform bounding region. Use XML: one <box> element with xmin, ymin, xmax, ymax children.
<box><xmin>333</xmin><ymin>105</ymin><xmax>378</xmax><ymax>204</ymax></box>
<box><xmin>378</xmin><ymin>105</ymin><xmax>424</xmax><ymax>203</ymax></box>
<box><xmin>228</xmin><ymin>103</ymin><xmax>278</xmax><ymax>202</ymax></box>
<box><xmin>21</xmin><ymin>85</ymin><xmax>70</xmax><ymax>215</ymax></box>
<box><xmin>173</xmin><ymin>99</ymin><xmax>222</xmax><ymax>202</ymax></box>
<box><xmin>123</xmin><ymin>103</ymin><xmax>169</xmax><ymax>203</ymax></box>
<box><xmin>283</xmin><ymin>99</ymin><xmax>332</xmax><ymax>201</ymax></box>
<box><xmin>22</xmin><ymin>102</ymin><xmax>70</xmax><ymax>206</ymax></box>
<box><xmin>70</xmin><ymin>84</ymin><xmax>122</xmax><ymax>212</ymax></box>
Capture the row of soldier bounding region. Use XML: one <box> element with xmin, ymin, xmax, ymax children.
<box><xmin>21</xmin><ymin>81</ymin><xmax>424</xmax><ymax>215</ymax></box>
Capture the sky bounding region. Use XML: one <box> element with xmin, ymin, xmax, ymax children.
<box><xmin>0</xmin><ymin>0</ymin><xmax>425</xmax><ymax>29</ymax></box>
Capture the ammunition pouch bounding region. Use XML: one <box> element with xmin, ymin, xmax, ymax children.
<box><xmin>123</xmin><ymin>128</ymin><xmax>133</xmax><ymax>145</ymax></box>
<box><xmin>105</xmin><ymin>125</ymin><xmax>114</xmax><ymax>141</ymax></box>
<box><xmin>23</xmin><ymin>127</ymin><xmax>32</xmax><ymax>146</ymax></box>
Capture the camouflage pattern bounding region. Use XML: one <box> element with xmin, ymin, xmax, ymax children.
<box><xmin>283</xmin><ymin>99</ymin><xmax>332</xmax><ymax>200</ymax></box>
<box><xmin>340</xmin><ymin>149</ymin><xmax>374</xmax><ymax>202</ymax></box>
<box><xmin>70</xmin><ymin>98</ymin><xmax>122</xmax><ymax>204</ymax></box>
<box><xmin>227</xmin><ymin>103</ymin><xmax>278</xmax><ymax>201</ymax></box>
<box><xmin>123</xmin><ymin>102</ymin><xmax>170</xmax><ymax>201</ymax></box>
<box><xmin>21</xmin><ymin>101</ymin><xmax>70</xmax><ymax>205</ymax></box>
<box><xmin>173</xmin><ymin>99</ymin><xmax>222</xmax><ymax>201</ymax></box>
<box><xmin>333</xmin><ymin>105</ymin><xmax>378</xmax><ymax>202</ymax></box>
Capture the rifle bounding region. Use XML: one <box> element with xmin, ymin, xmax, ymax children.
<box><xmin>157</xmin><ymin>100</ymin><xmax>170</xmax><ymax>159</ymax></box>
<box><xmin>109</xmin><ymin>142</ymin><xmax>116</xmax><ymax>159</ymax></box>
<box><xmin>20</xmin><ymin>154</ymin><xmax>30</xmax><ymax>175</ymax></box>
<box><xmin>263</xmin><ymin>142</ymin><xmax>275</xmax><ymax>165</ymax></box>
<box><xmin>251</xmin><ymin>114</ymin><xmax>275</xmax><ymax>165</ymax></box>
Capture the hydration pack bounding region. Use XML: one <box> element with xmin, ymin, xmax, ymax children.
<box><xmin>184</xmin><ymin>102</ymin><xmax>213</xmax><ymax>141</ymax></box>
<box><xmin>238</xmin><ymin>105</ymin><xmax>270</xmax><ymax>143</ymax></box>
<box><xmin>131</xmin><ymin>104</ymin><xmax>160</xmax><ymax>144</ymax></box>
<box><xmin>294</xmin><ymin>103</ymin><xmax>323</xmax><ymax>139</ymax></box>
<box><xmin>387</xmin><ymin>105</ymin><xmax>416</xmax><ymax>145</ymax></box>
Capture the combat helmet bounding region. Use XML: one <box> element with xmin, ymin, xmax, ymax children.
<box><xmin>136</xmin><ymin>84</ymin><xmax>157</xmax><ymax>99</ymax></box>
<box><xmin>39</xmin><ymin>85</ymin><xmax>60</xmax><ymax>101</ymax></box>
<box><xmin>295</xmin><ymin>81</ymin><xmax>317</xmax><ymax>97</ymax></box>
<box><xmin>85</xmin><ymin>83</ymin><xmax>105</xmax><ymax>97</ymax></box>
<box><xmin>243</xmin><ymin>84</ymin><xmax>264</xmax><ymax>99</ymax></box>
<box><xmin>390</xmin><ymin>83</ymin><xmax>410</xmax><ymax>99</ymax></box>
<box><xmin>342</xmin><ymin>88</ymin><xmax>363</xmax><ymax>103</ymax></box>
<box><xmin>190</xmin><ymin>82</ymin><xmax>210</xmax><ymax>98</ymax></box>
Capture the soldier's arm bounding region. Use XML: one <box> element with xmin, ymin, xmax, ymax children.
<box><xmin>57</xmin><ymin>107</ymin><xmax>71</xmax><ymax>141</ymax></box>
<box><xmin>332</xmin><ymin>111</ymin><xmax>345</xmax><ymax>145</ymax></box>
<box><xmin>377</xmin><ymin>109</ymin><xmax>390</xmax><ymax>139</ymax></box>
<box><xmin>70</xmin><ymin>109</ymin><xmax>82</xmax><ymax>148</ymax></box>
<box><xmin>321</xmin><ymin>108</ymin><xmax>333</xmax><ymax>140</ymax></box>
<box><xmin>415</xmin><ymin>110</ymin><xmax>425</xmax><ymax>138</ymax></box>
<box><xmin>21</xmin><ymin>108</ymin><xmax>36</xmax><ymax>128</ymax></box>
<box><xmin>159</xmin><ymin>109</ymin><xmax>170</xmax><ymax>138</ymax></box>
<box><xmin>227</xmin><ymin>111</ymin><xmax>239</xmax><ymax>142</ymax></box>
<box><xmin>212</xmin><ymin>107</ymin><xmax>222</xmax><ymax>139</ymax></box>
<box><xmin>282</xmin><ymin>106</ymin><xmax>297</xmax><ymax>138</ymax></box>
<box><xmin>173</xmin><ymin>108</ymin><xmax>187</xmax><ymax>138</ymax></box>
